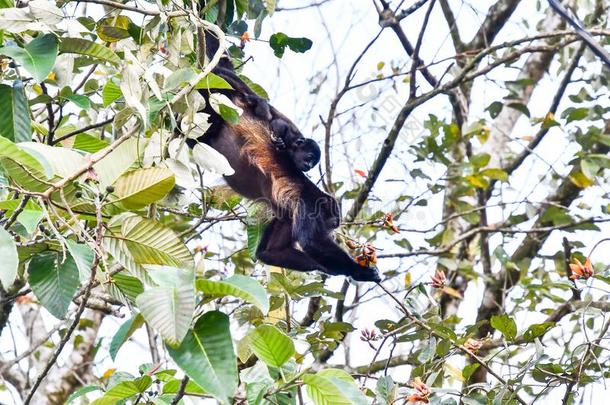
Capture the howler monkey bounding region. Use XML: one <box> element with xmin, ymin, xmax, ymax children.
<box><xmin>197</xmin><ymin>109</ymin><xmax>380</xmax><ymax>282</ymax></box>
<box><xmin>188</xmin><ymin>31</ymin><xmax>381</xmax><ymax>282</ymax></box>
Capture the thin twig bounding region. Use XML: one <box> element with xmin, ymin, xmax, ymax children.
<box><xmin>52</xmin><ymin>116</ymin><xmax>115</xmax><ymax>145</ymax></box>
<box><xmin>170</xmin><ymin>376</ymin><xmax>190</xmax><ymax>405</ymax></box>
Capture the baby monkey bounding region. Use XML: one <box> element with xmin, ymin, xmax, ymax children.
<box><xmin>213</xmin><ymin>67</ymin><xmax>321</xmax><ymax>172</ymax></box>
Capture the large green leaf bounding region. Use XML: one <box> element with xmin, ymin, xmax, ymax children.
<box><xmin>92</xmin><ymin>137</ymin><xmax>143</xmax><ymax>189</ymax></box>
<box><xmin>59</xmin><ymin>37</ymin><xmax>121</xmax><ymax>65</ymax></box>
<box><xmin>28</xmin><ymin>251</ymin><xmax>80</xmax><ymax>319</ymax></box>
<box><xmin>109</xmin><ymin>313</ymin><xmax>145</xmax><ymax>360</ymax></box>
<box><xmin>114</xmin><ymin>167</ymin><xmax>175</xmax><ymax>209</ymax></box>
<box><xmin>91</xmin><ymin>375</ymin><xmax>152</xmax><ymax>405</ymax></box>
<box><xmin>136</xmin><ymin>266</ymin><xmax>194</xmax><ymax>345</ymax></box>
<box><xmin>0</xmin><ymin>82</ymin><xmax>31</xmax><ymax>142</ymax></box>
<box><xmin>196</xmin><ymin>274</ymin><xmax>269</xmax><ymax>314</ymax></box>
<box><xmin>0</xmin><ymin>33</ymin><xmax>58</xmax><ymax>82</ymax></box>
<box><xmin>248</xmin><ymin>324</ymin><xmax>294</xmax><ymax>367</ymax></box>
<box><xmin>0</xmin><ymin>136</ymin><xmax>50</xmax><ymax>192</ymax></box>
<box><xmin>19</xmin><ymin>142</ymin><xmax>87</xmax><ymax>178</ymax></box>
<box><xmin>0</xmin><ymin>227</ymin><xmax>18</xmax><ymax>289</ymax></box>
<box><xmin>114</xmin><ymin>213</ymin><xmax>193</xmax><ymax>267</ymax></box>
<box><xmin>166</xmin><ymin>311</ymin><xmax>238</xmax><ymax>404</ymax></box>
<box><xmin>303</xmin><ymin>369</ymin><xmax>368</xmax><ymax>405</ymax></box>
<box><xmin>105</xmin><ymin>214</ymin><xmax>192</xmax><ymax>277</ymax></box>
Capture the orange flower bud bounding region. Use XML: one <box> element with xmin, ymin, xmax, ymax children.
<box><xmin>569</xmin><ymin>257</ymin><xmax>593</xmax><ymax>280</ymax></box>
<box><xmin>408</xmin><ymin>377</ymin><xmax>431</xmax><ymax>403</ymax></box>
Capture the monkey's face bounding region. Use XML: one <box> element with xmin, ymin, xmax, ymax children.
<box><xmin>289</xmin><ymin>138</ymin><xmax>321</xmax><ymax>171</ymax></box>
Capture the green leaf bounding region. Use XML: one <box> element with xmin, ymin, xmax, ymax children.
<box><xmin>91</xmin><ymin>375</ymin><xmax>152</xmax><ymax>405</ymax></box>
<box><xmin>523</xmin><ymin>322</ymin><xmax>555</xmax><ymax>342</ymax></box>
<box><xmin>0</xmin><ymin>198</ymin><xmax>42</xmax><ymax>234</ymax></box>
<box><xmin>114</xmin><ymin>167</ymin><xmax>175</xmax><ymax>209</ymax></box>
<box><xmin>464</xmin><ymin>174</ymin><xmax>489</xmax><ymax>189</ymax></box>
<box><xmin>0</xmin><ymin>227</ymin><xmax>18</xmax><ymax>289</ymax></box>
<box><xmin>105</xmin><ymin>213</ymin><xmax>193</xmax><ymax>268</ymax></box>
<box><xmin>506</xmin><ymin>102</ymin><xmax>530</xmax><ymax>118</ymax></box>
<box><xmin>18</xmin><ymin>142</ymin><xmax>86</xmax><ymax>178</ymax></box>
<box><xmin>480</xmin><ymin>168</ymin><xmax>508</xmax><ymax>182</ymax></box>
<box><xmin>0</xmin><ymin>81</ymin><xmax>31</xmax><ymax>142</ymax></box>
<box><xmin>62</xmin><ymin>91</ymin><xmax>91</xmax><ymax>110</ymax></box>
<box><xmin>102</xmin><ymin>80</ymin><xmax>122</xmax><ymax>107</ymax></box>
<box><xmin>92</xmin><ymin>137</ymin><xmax>143</xmax><ymax>189</ymax></box>
<box><xmin>196</xmin><ymin>275</ymin><xmax>269</xmax><ymax>314</ymax></box>
<box><xmin>246</xmin><ymin>218</ymin><xmax>266</xmax><ymax>260</ymax></box>
<box><xmin>486</xmin><ymin>101</ymin><xmax>503</xmax><ymax>118</ymax></box>
<box><xmin>66</xmin><ymin>385</ymin><xmax>101</xmax><ymax>403</ymax></box>
<box><xmin>166</xmin><ymin>311</ymin><xmax>238</xmax><ymax>404</ymax></box>
<box><xmin>218</xmin><ymin>104</ymin><xmax>240</xmax><ymax>124</ymax></box>
<box><xmin>0</xmin><ymin>34</ymin><xmax>58</xmax><ymax>82</ymax></box>
<box><xmin>238</xmin><ymin>74</ymin><xmax>269</xmax><ymax>100</ymax></box>
<box><xmin>375</xmin><ymin>375</ymin><xmax>395</xmax><ymax>405</ymax></box>
<box><xmin>161</xmin><ymin>378</ymin><xmax>206</xmax><ymax>395</ymax></box>
<box><xmin>470</xmin><ymin>153</ymin><xmax>490</xmax><ymax>168</ymax></box>
<box><xmin>565</xmin><ymin>107</ymin><xmax>588</xmax><ymax>123</ymax></box>
<box><xmin>462</xmin><ymin>363</ymin><xmax>480</xmax><ymax>380</ymax></box>
<box><xmin>59</xmin><ymin>37</ymin><xmax>121</xmax><ymax>65</ymax></box>
<box><xmin>28</xmin><ymin>251</ymin><xmax>80</xmax><ymax>319</ymax></box>
<box><xmin>65</xmin><ymin>240</ymin><xmax>94</xmax><ymax>282</ymax></box>
<box><xmin>0</xmin><ymin>137</ymin><xmax>49</xmax><ymax>193</ymax></box>
<box><xmin>96</xmin><ymin>15</ymin><xmax>131</xmax><ymax>43</ymax></box>
<box><xmin>110</xmin><ymin>273</ymin><xmax>144</xmax><ymax>304</ymax></box>
<box><xmin>263</xmin><ymin>0</ymin><xmax>276</xmax><ymax>14</ymax></box>
<box><xmin>303</xmin><ymin>369</ymin><xmax>368</xmax><ymax>405</ymax></box>
<box><xmin>418</xmin><ymin>336</ymin><xmax>436</xmax><ymax>363</ymax></box>
<box><xmin>136</xmin><ymin>266</ymin><xmax>194</xmax><ymax>345</ymax></box>
<box><xmin>165</xmin><ymin>67</ymin><xmax>197</xmax><ymax>91</ymax></box>
<box><xmin>269</xmin><ymin>32</ymin><xmax>312</xmax><ymax>58</ymax></box>
<box><xmin>195</xmin><ymin>72</ymin><xmax>234</xmax><ymax>90</ymax></box>
<box><xmin>490</xmin><ymin>314</ymin><xmax>517</xmax><ymax>341</ymax></box>
<box><xmin>71</xmin><ymin>133</ymin><xmax>109</xmax><ymax>153</ymax></box>
<box><xmin>248</xmin><ymin>324</ymin><xmax>294</xmax><ymax>367</ymax></box>
<box><xmin>109</xmin><ymin>313</ymin><xmax>145</xmax><ymax>360</ymax></box>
